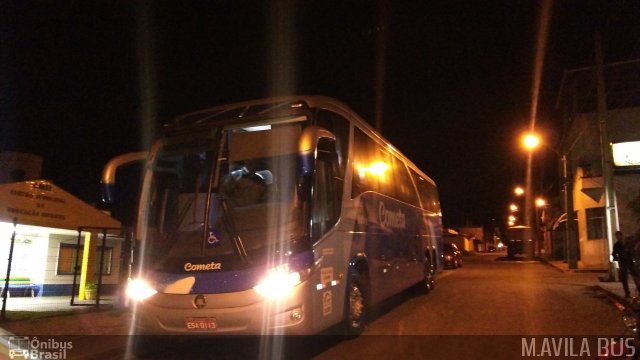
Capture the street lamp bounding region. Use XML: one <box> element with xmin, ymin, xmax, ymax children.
<box><xmin>514</xmin><ymin>187</ymin><xmax>525</xmax><ymax>196</ymax></box>
<box><xmin>522</xmin><ymin>133</ymin><xmax>540</xmax><ymax>229</ymax></box>
<box><xmin>523</xmin><ymin>133</ymin><xmax>540</xmax><ymax>150</ymax></box>
<box><xmin>520</xmin><ymin>132</ymin><xmax>577</xmax><ymax>268</ymax></box>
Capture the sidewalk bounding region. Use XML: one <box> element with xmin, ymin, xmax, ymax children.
<box><xmin>543</xmin><ymin>258</ymin><xmax>631</xmax><ymax>306</ymax></box>
<box><xmin>0</xmin><ymin>298</ymin><xmax>132</xmax><ymax>359</ymax></box>
<box><xmin>0</xmin><ymin>296</ymin><xmax>131</xmax><ymax>336</ymax></box>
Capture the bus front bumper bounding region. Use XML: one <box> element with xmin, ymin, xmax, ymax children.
<box><xmin>131</xmin><ymin>281</ymin><xmax>314</xmax><ymax>336</ymax></box>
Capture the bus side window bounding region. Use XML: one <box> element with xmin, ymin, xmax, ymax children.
<box><xmin>351</xmin><ymin>127</ymin><xmax>374</xmax><ymax>198</ymax></box>
<box><xmin>411</xmin><ymin>170</ymin><xmax>439</xmax><ymax>214</ymax></box>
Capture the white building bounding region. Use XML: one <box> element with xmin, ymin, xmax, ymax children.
<box><xmin>0</xmin><ymin>180</ymin><xmax>123</xmax><ymax>297</ymax></box>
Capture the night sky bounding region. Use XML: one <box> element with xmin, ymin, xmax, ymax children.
<box><xmin>2</xmin><ymin>1</ymin><xmax>639</xmax><ymax>230</ymax></box>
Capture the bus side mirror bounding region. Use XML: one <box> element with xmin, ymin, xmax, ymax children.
<box><xmin>298</xmin><ymin>126</ymin><xmax>336</xmax><ymax>175</ymax></box>
<box><xmin>101</xmin><ymin>151</ymin><xmax>148</xmax><ymax>203</ymax></box>
<box><xmin>297</xmin><ymin>126</ymin><xmax>337</xmax><ymax>201</ymax></box>
<box><xmin>102</xmin><ymin>182</ymin><xmax>115</xmax><ymax>204</ymax></box>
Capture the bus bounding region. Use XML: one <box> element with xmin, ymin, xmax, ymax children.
<box><xmin>506</xmin><ymin>225</ymin><xmax>534</xmax><ymax>258</ymax></box>
<box><xmin>102</xmin><ymin>96</ymin><xmax>442</xmax><ymax>337</ymax></box>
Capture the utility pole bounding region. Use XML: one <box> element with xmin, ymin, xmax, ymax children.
<box><xmin>1</xmin><ymin>218</ymin><xmax>17</xmax><ymax>321</ymax></box>
<box><xmin>595</xmin><ymin>33</ymin><xmax>618</xmax><ymax>281</ymax></box>
<box><xmin>562</xmin><ymin>154</ymin><xmax>577</xmax><ymax>269</ymax></box>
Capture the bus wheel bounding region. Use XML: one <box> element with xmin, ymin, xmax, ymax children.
<box><xmin>345</xmin><ymin>273</ymin><xmax>367</xmax><ymax>335</ymax></box>
<box><xmin>415</xmin><ymin>262</ymin><xmax>435</xmax><ymax>295</ymax></box>
<box><xmin>424</xmin><ymin>263</ymin><xmax>435</xmax><ymax>292</ymax></box>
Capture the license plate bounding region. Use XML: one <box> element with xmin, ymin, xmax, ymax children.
<box><xmin>185</xmin><ymin>317</ymin><xmax>217</xmax><ymax>331</ymax></box>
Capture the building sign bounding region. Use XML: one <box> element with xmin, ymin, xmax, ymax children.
<box><xmin>7</xmin><ymin>182</ymin><xmax>66</xmax><ymax>221</ymax></box>
<box><xmin>0</xmin><ymin>180</ymin><xmax>120</xmax><ymax>230</ymax></box>
<box><xmin>612</xmin><ymin>141</ymin><xmax>640</xmax><ymax>168</ymax></box>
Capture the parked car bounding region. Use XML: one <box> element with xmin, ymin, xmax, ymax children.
<box><xmin>442</xmin><ymin>243</ymin><xmax>462</xmax><ymax>269</ymax></box>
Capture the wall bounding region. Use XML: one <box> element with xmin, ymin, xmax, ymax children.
<box><xmin>572</xmin><ymin>166</ymin><xmax>608</xmax><ymax>269</ymax></box>
<box><xmin>0</xmin><ymin>224</ymin><xmax>123</xmax><ymax>296</ymax></box>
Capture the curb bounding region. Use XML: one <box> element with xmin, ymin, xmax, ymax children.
<box><xmin>595</xmin><ymin>284</ymin><xmax>630</xmax><ymax>309</ymax></box>
<box><xmin>538</xmin><ymin>258</ymin><xmax>631</xmax><ymax>309</ymax></box>
<box><xmin>538</xmin><ymin>257</ymin><xmax>610</xmax><ymax>275</ymax></box>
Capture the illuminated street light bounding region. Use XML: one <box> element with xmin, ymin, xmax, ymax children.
<box><xmin>518</xmin><ymin>131</ymin><xmax>578</xmax><ymax>268</ymax></box>
<box><xmin>523</xmin><ymin>133</ymin><xmax>540</xmax><ymax>150</ymax></box>
<box><xmin>514</xmin><ymin>187</ymin><xmax>525</xmax><ymax>196</ymax></box>
<box><xmin>535</xmin><ymin>198</ymin><xmax>546</xmax><ymax>207</ymax></box>
<box><xmin>509</xmin><ymin>204</ymin><xmax>519</xmax><ymax>212</ymax></box>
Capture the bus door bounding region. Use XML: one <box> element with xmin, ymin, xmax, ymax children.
<box><xmin>306</xmin><ymin>134</ymin><xmax>347</xmax><ymax>331</ymax></box>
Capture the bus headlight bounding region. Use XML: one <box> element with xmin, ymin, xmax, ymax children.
<box><xmin>254</xmin><ymin>269</ymin><xmax>304</xmax><ymax>300</ymax></box>
<box><xmin>126</xmin><ymin>278</ymin><xmax>158</xmax><ymax>301</ymax></box>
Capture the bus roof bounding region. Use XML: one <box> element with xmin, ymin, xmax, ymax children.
<box><xmin>165</xmin><ymin>95</ymin><xmax>437</xmax><ymax>186</ymax></box>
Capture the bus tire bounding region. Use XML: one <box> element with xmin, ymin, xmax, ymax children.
<box><xmin>345</xmin><ymin>273</ymin><xmax>368</xmax><ymax>336</ymax></box>
<box><xmin>415</xmin><ymin>260</ymin><xmax>435</xmax><ymax>295</ymax></box>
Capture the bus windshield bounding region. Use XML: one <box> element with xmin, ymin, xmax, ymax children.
<box><xmin>140</xmin><ymin>122</ymin><xmax>308</xmax><ymax>272</ymax></box>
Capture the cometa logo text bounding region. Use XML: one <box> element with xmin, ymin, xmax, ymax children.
<box><xmin>184</xmin><ymin>262</ymin><xmax>222</xmax><ymax>271</ymax></box>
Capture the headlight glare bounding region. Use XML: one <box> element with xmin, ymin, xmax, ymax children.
<box><xmin>126</xmin><ymin>278</ymin><xmax>157</xmax><ymax>301</ymax></box>
<box><xmin>254</xmin><ymin>269</ymin><xmax>303</xmax><ymax>300</ymax></box>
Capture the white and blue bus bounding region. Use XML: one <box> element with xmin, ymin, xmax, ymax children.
<box><xmin>103</xmin><ymin>96</ymin><xmax>442</xmax><ymax>337</ymax></box>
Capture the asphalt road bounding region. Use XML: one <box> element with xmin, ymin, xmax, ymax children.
<box><xmin>364</xmin><ymin>253</ymin><xmax>624</xmax><ymax>335</ymax></box>
<box><xmin>312</xmin><ymin>253</ymin><xmax>630</xmax><ymax>360</ymax></box>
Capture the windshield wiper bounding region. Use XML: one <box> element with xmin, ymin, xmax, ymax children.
<box><xmin>218</xmin><ymin>195</ymin><xmax>250</xmax><ymax>264</ymax></box>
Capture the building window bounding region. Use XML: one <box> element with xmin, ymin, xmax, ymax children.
<box><xmin>586</xmin><ymin>207</ymin><xmax>605</xmax><ymax>240</ymax></box>
<box><xmin>57</xmin><ymin>244</ymin><xmax>113</xmax><ymax>275</ymax></box>
<box><xmin>57</xmin><ymin>244</ymin><xmax>80</xmax><ymax>275</ymax></box>
<box><xmin>96</xmin><ymin>246</ymin><xmax>113</xmax><ymax>275</ymax></box>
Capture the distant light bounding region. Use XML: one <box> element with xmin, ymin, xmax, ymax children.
<box><xmin>514</xmin><ymin>187</ymin><xmax>525</xmax><ymax>196</ymax></box>
<box><xmin>368</xmin><ymin>161</ymin><xmax>389</xmax><ymax>176</ymax></box>
<box><xmin>509</xmin><ymin>204</ymin><xmax>519</xmax><ymax>212</ymax></box>
<box><xmin>356</xmin><ymin>161</ymin><xmax>390</xmax><ymax>181</ymax></box>
<box><xmin>535</xmin><ymin>198</ymin><xmax>546</xmax><ymax>207</ymax></box>
<box><xmin>242</xmin><ymin>125</ymin><xmax>271</xmax><ymax>132</ymax></box>
<box><xmin>523</xmin><ymin>134</ymin><xmax>540</xmax><ymax>150</ymax></box>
